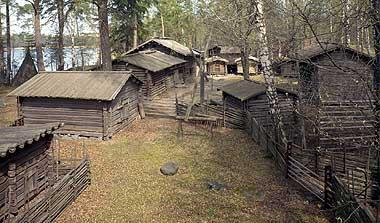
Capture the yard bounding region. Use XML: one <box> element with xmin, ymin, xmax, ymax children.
<box><xmin>56</xmin><ymin>118</ymin><xmax>329</xmax><ymax>223</ymax></box>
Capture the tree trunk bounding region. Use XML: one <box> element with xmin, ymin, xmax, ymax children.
<box><xmin>240</xmin><ymin>44</ymin><xmax>250</xmax><ymax>80</ymax></box>
<box><xmin>34</xmin><ymin>0</ymin><xmax>45</xmax><ymax>72</ymax></box>
<box><xmin>372</xmin><ymin>0</ymin><xmax>380</xmax><ymax>129</ymax></box>
<box><xmin>160</xmin><ymin>13</ymin><xmax>165</xmax><ymax>38</ymax></box>
<box><xmin>133</xmin><ymin>14</ymin><xmax>138</xmax><ymax>48</ymax></box>
<box><xmin>57</xmin><ymin>0</ymin><xmax>65</xmax><ymax>71</ymax></box>
<box><xmin>255</xmin><ymin>0</ymin><xmax>288</xmax><ymax>145</ymax></box>
<box><xmin>6</xmin><ymin>1</ymin><xmax>11</xmax><ymax>84</ymax></box>
<box><xmin>0</xmin><ymin>10</ymin><xmax>4</xmax><ymax>83</ymax></box>
<box><xmin>98</xmin><ymin>0</ymin><xmax>112</xmax><ymax>71</ymax></box>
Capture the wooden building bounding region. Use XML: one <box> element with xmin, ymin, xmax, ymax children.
<box><xmin>0</xmin><ymin>123</ymin><xmax>90</xmax><ymax>222</ymax></box>
<box><xmin>218</xmin><ymin>80</ymin><xmax>298</xmax><ymax>136</ymax></box>
<box><xmin>126</xmin><ymin>37</ymin><xmax>200</xmax><ymax>84</ymax></box>
<box><xmin>206</xmin><ymin>56</ymin><xmax>228</xmax><ymax>76</ymax></box>
<box><xmin>12</xmin><ymin>48</ymin><xmax>38</xmax><ymax>87</ymax></box>
<box><xmin>235</xmin><ymin>56</ymin><xmax>261</xmax><ymax>75</ymax></box>
<box><xmin>277</xmin><ymin>44</ymin><xmax>375</xmax><ymax>175</ymax></box>
<box><xmin>112</xmin><ymin>50</ymin><xmax>187</xmax><ymax>99</ymax></box>
<box><xmin>9</xmin><ymin>71</ymin><xmax>143</xmax><ymax>139</ymax></box>
<box><xmin>208</xmin><ymin>45</ymin><xmax>241</xmax><ymax>74</ymax></box>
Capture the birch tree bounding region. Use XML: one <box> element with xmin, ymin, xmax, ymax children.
<box><xmin>254</xmin><ymin>0</ymin><xmax>288</xmax><ymax>144</ymax></box>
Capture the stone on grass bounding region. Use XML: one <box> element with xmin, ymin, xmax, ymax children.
<box><xmin>207</xmin><ymin>182</ymin><xmax>226</xmax><ymax>191</ymax></box>
<box><xmin>160</xmin><ymin>161</ymin><xmax>179</xmax><ymax>176</ymax></box>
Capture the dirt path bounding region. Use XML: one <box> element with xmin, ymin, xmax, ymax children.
<box><xmin>57</xmin><ymin>118</ymin><xmax>329</xmax><ymax>223</ymax></box>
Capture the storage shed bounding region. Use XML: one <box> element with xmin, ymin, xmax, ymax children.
<box><xmin>277</xmin><ymin>44</ymin><xmax>375</xmax><ymax>150</ymax></box>
<box><xmin>0</xmin><ymin>123</ymin><xmax>90</xmax><ymax>222</ymax></box>
<box><xmin>0</xmin><ymin>123</ymin><xmax>60</xmax><ymax>221</ymax></box>
<box><xmin>112</xmin><ymin>50</ymin><xmax>187</xmax><ymax>99</ymax></box>
<box><xmin>208</xmin><ymin>45</ymin><xmax>241</xmax><ymax>74</ymax></box>
<box><xmin>218</xmin><ymin>80</ymin><xmax>298</xmax><ymax>135</ymax></box>
<box><xmin>235</xmin><ymin>56</ymin><xmax>261</xmax><ymax>75</ymax></box>
<box><xmin>9</xmin><ymin>71</ymin><xmax>143</xmax><ymax>139</ymax></box>
<box><xmin>206</xmin><ymin>56</ymin><xmax>228</xmax><ymax>76</ymax></box>
<box><xmin>126</xmin><ymin>37</ymin><xmax>200</xmax><ymax>84</ymax></box>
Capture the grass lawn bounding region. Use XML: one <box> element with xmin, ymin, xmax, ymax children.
<box><xmin>57</xmin><ymin>118</ymin><xmax>329</xmax><ymax>223</ymax></box>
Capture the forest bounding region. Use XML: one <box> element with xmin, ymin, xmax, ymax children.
<box><xmin>0</xmin><ymin>0</ymin><xmax>380</xmax><ymax>222</ymax></box>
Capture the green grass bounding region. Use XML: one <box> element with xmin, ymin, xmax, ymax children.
<box><xmin>57</xmin><ymin>119</ymin><xmax>329</xmax><ymax>223</ymax></box>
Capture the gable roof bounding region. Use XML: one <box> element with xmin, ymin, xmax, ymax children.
<box><xmin>126</xmin><ymin>38</ymin><xmax>200</xmax><ymax>57</ymax></box>
<box><xmin>210</xmin><ymin>45</ymin><xmax>241</xmax><ymax>54</ymax></box>
<box><xmin>120</xmin><ymin>50</ymin><xmax>186</xmax><ymax>72</ymax></box>
<box><xmin>294</xmin><ymin>43</ymin><xmax>372</xmax><ymax>61</ymax></box>
<box><xmin>9</xmin><ymin>71</ymin><xmax>141</xmax><ymax>101</ymax></box>
<box><xmin>206</xmin><ymin>56</ymin><xmax>229</xmax><ymax>63</ymax></box>
<box><xmin>12</xmin><ymin>48</ymin><xmax>38</xmax><ymax>86</ymax></box>
<box><xmin>235</xmin><ymin>56</ymin><xmax>260</xmax><ymax>63</ymax></box>
<box><xmin>0</xmin><ymin>123</ymin><xmax>63</xmax><ymax>158</ymax></box>
<box><xmin>218</xmin><ymin>80</ymin><xmax>297</xmax><ymax>101</ymax></box>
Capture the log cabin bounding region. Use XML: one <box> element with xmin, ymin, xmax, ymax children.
<box><xmin>125</xmin><ymin>37</ymin><xmax>200</xmax><ymax>84</ymax></box>
<box><xmin>112</xmin><ymin>50</ymin><xmax>187</xmax><ymax>99</ymax></box>
<box><xmin>218</xmin><ymin>80</ymin><xmax>298</xmax><ymax>137</ymax></box>
<box><xmin>235</xmin><ymin>56</ymin><xmax>261</xmax><ymax>75</ymax></box>
<box><xmin>208</xmin><ymin>45</ymin><xmax>241</xmax><ymax>74</ymax></box>
<box><xmin>9</xmin><ymin>71</ymin><xmax>143</xmax><ymax>139</ymax></box>
<box><xmin>276</xmin><ymin>44</ymin><xmax>375</xmax><ymax>173</ymax></box>
<box><xmin>0</xmin><ymin>123</ymin><xmax>59</xmax><ymax>221</ymax></box>
<box><xmin>206</xmin><ymin>56</ymin><xmax>229</xmax><ymax>76</ymax></box>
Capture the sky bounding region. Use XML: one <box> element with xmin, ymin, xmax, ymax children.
<box><xmin>10</xmin><ymin>0</ymin><xmax>96</xmax><ymax>35</ymax></box>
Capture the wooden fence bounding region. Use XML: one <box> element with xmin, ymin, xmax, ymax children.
<box><xmin>245</xmin><ymin>111</ymin><xmax>376</xmax><ymax>222</ymax></box>
<box><xmin>176</xmin><ymin>102</ymin><xmax>245</xmax><ymax>129</ymax></box>
<box><xmin>325</xmin><ymin>166</ymin><xmax>376</xmax><ymax>222</ymax></box>
<box><xmin>15</xmin><ymin>157</ymin><xmax>90</xmax><ymax>223</ymax></box>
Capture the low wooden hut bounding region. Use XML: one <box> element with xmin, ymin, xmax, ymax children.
<box><xmin>235</xmin><ymin>56</ymin><xmax>261</xmax><ymax>75</ymax></box>
<box><xmin>126</xmin><ymin>37</ymin><xmax>200</xmax><ymax>84</ymax></box>
<box><xmin>218</xmin><ymin>80</ymin><xmax>298</xmax><ymax>135</ymax></box>
<box><xmin>9</xmin><ymin>71</ymin><xmax>143</xmax><ymax>139</ymax></box>
<box><xmin>12</xmin><ymin>48</ymin><xmax>38</xmax><ymax>86</ymax></box>
<box><xmin>206</xmin><ymin>56</ymin><xmax>228</xmax><ymax>76</ymax></box>
<box><xmin>112</xmin><ymin>50</ymin><xmax>187</xmax><ymax>99</ymax></box>
<box><xmin>208</xmin><ymin>45</ymin><xmax>241</xmax><ymax>74</ymax></box>
<box><xmin>0</xmin><ymin>123</ymin><xmax>59</xmax><ymax>221</ymax></box>
<box><xmin>0</xmin><ymin>123</ymin><xmax>90</xmax><ymax>222</ymax></box>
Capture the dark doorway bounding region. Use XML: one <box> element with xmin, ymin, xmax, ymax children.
<box><xmin>227</xmin><ymin>64</ymin><xmax>237</xmax><ymax>74</ymax></box>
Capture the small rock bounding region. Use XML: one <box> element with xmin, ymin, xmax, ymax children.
<box><xmin>0</xmin><ymin>98</ymin><xmax>5</xmax><ymax>108</ymax></box>
<box><xmin>160</xmin><ymin>161</ymin><xmax>179</xmax><ymax>176</ymax></box>
<box><xmin>255</xmin><ymin>191</ymin><xmax>265</xmax><ymax>202</ymax></box>
<box><xmin>207</xmin><ymin>182</ymin><xmax>226</xmax><ymax>191</ymax></box>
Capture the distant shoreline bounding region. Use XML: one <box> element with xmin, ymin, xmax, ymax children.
<box><xmin>12</xmin><ymin>46</ymin><xmax>99</xmax><ymax>50</ymax></box>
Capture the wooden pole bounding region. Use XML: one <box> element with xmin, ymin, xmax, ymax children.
<box><xmin>285</xmin><ymin>141</ymin><xmax>293</xmax><ymax>178</ymax></box>
<box><xmin>324</xmin><ymin>165</ymin><xmax>332</xmax><ymax>208</ymax></box>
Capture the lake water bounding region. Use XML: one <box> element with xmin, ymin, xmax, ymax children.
<box><xmin>12</xmin><ymin>47</ymin><xmax>99</xmax><ymax>72</ymax></box>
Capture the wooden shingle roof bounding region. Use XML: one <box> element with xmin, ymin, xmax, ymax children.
<box><xmin>126</xmin><ymin>38</ymin><xmax>200</xmax><ymax>57</ymax></box>
<box><xmin>294</xmin><ymin>43</ymin><xmax>372</xmax><ymax>61</ymax></box>
<box><xmin>0</xmin><ymin>123</ymin><xmax>63</xmax><ymax>158</ymax></box>
<box><xmin>218</xmin><ymin>80</ymin><xmax>297</xmax><ymax>101</ymax></box>
<box><xmin>120</xmin><ymin>50</ymin><xmax>186</xmax><ymax>72</ymax></box>
<box><xmin>9</xmin><ymin>71</ymin><xmax>141</xmax><ymax>101</ymax></box>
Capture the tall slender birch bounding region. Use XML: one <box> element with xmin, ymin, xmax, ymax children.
<box><xmin>254</xmin><ymin>0</ymin><xmax>288</xmax><ymax>145</ymax></box>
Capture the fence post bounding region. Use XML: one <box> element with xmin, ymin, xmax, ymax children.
<box><xmin>324</xmin><ymin>165</ymin><xmax>332</xmax><ymax>209</ymax></box>
<box><xmin>285</xmin><ymin>141</ymin><xmax>293</xmax><ymax>178</ymax></box>
<box><xmin>315</xmin><ymin>149</ymin><xmax>319</xmax><ymax>175</ymax></box>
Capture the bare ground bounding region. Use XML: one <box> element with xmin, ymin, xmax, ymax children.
<box><xmin>57</xmin><ymin>118</ymin><xmax>330</xmax><ymax>223</ymax></box>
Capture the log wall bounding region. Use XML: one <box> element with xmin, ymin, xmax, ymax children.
<box><xmin>107</xmin><ymin>81</ymin><xmax>141</xmax><ymax>136</ymax></box>
<box><xmin>20</xmin><ymin>98</ymin><xmax>105</xmax><ymax>138</ymax></box>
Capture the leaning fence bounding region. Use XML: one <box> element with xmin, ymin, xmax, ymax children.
<box><xmin>245</xmin><ymin>111</ymin><xmax>376</xmax><ymax>222</ymax></box>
